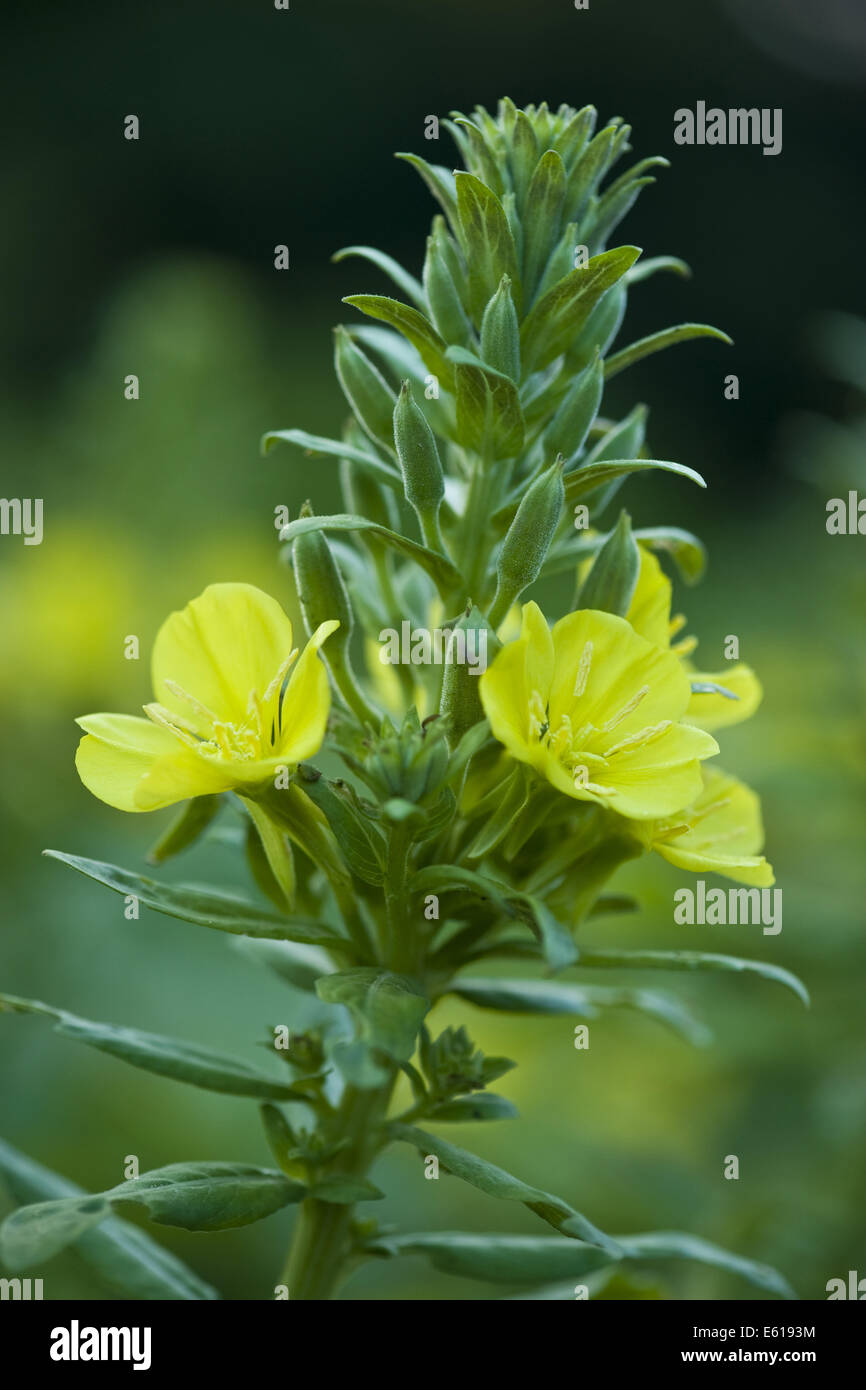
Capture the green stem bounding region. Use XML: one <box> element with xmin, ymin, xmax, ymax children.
<box><xmin>280</xmin><ymin>1077</ymin><xmax>397</xmax><ymax>1300</ymax></box>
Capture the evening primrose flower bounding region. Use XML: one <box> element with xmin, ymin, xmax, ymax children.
<box><xmin>626</xmin><ymin>546</ymin><xmax>763</xmax><ymax>731</ymax></box>
<box><xmin>75</xmin><ymin>583</ymin><xmax>338</xmax><ymax>812</ymax></box>
<box><xmin>631</xmin><ymin>765</ymin><xmax>775</xmax><ymax>887</ymax></box>
<box><xmin>478</xmin><ymin>600</ymin><xmax>719</xmax><ymax>820</ymax></box>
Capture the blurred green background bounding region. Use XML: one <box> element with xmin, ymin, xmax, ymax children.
<box><xmin>1</xmin><ymin>0</ymin><xmax>864</xmax><ymax>1300</ymax></box>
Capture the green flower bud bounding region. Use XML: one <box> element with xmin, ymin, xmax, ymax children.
<box><xmin>568</xmin><ymin>279</ymin><xmax>627</xmax><ymax>369</ymax></box>
<box><xmin>291</xmin><ymin>502</ymin><xmax>354</xmax><ymax>648</ymax></box>
<box><xmin>393</xmin><ymin>382</ymin><xmax>445</xmax><ymax>544</ymax></box>
<box><xmin>423</xmin><ymin>233</ymin><xmax>472</xmax><ymax>346</ymax></box>
<box><xmin>575</xmin><ymin>508</ymin><xmax>639</xmax><ymax>616</ymax></box>
<box><xmin>543</xmin><ymin>350</ymin><xmax>603</xmax><ymax>464</ymax></box>
<box><xmin>480</xmin><ymin>276</ymin><xmax>521</xmax><ymax>382</ymax></box>
<box><xmin>489</xmin><ymin>458</ymin><xmax>565</xmax><ymax>627</ymax></box>
<box><xmin>333</xmin><ymin>326</ymin><xmax>396</xmax><ymax>450</ymax></box>
<box><xmin>439</xmin><ymin>605</ymin><xmax>499</xmax><ymax>742</ymax></box>
<box><xmin>291</xmin><ymin>503</ymin><xmax>380</xmax><ymax>726</ymax></box>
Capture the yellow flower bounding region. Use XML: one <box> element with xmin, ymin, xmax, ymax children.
<box><xmin>632</xmin><ymin>766</ymin><xmax>775</xmax><ymax>887</ymax></box>
<box><xmin>75</xmin><ymin>583</ymin><xmax>338</xmax><ymax>812</ymax></box>
<box><xmin>478</xmin><ymin>601</ymin><xmax>718</xmax><ymax>820</ymax></box>
<box><xmin>626</xmin><ymin>546</ymin><xmax>763</xmax><ymax>731</ymax></box>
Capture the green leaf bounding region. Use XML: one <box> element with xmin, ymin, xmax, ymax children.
<box><xmin>396</xmin><ymin>153</ymin><xmax>459</xmax><ymax>229</ymax></box>
<box><xmin>0</xmin><ymin>993</ymin><xmax>313</xmax><ymax>1100</ymax></box>
<box><xmin>232</xmin><ymin>937</ymin><xmax>336</xmax><ymax>992</ymax></box>
<box><xmin>390</xmin><ymin>1125</ymin><xmax>620</xmax><ymax>1254</ymax></box>
<box><xmin>43</xmin><ymin>850</ymin><xmax>345</xmax><ymax>945</ymax></box>
<box><xmin>309</xmin><ymin>1175</ymin><xmax>385</xmax><ymax>1204</ymax></box>
<box><xmin>332</xmin><ymin>246</ymin><xmax>426</xmax><ymax>309</ymax></box>
<box><xmin>0</xmin><ymin>1139</ymin><xmax>218</xmax><ymax>1300</ymax></box>
<box><xmin>448</xmin><ymin>978</ymin><xmax>598</xmax><ymax>1017</ymax></box>
<box><xmin>411</xmin><ymin>864</ymin><xmax>577</xmax><ymax>971</ymax></box>
<box><xmin>605</xmin><ymin>323</ymin><xmax>732</xmax><ymax>380</ymax></box>
<box><xmin>521</xmin><ymin>246</ymin><xmax>640</xmax><ymax>373</ymax></box>
<box><xmin>365</xmin><ymin>1228</ymin><xmax>795</xmax><ymax>1298</ymax></box>
<box><xmin>633</xmin><ymin>526</ymin><xmax>707</xmax><ymax>584</ymax></box>
<box><xmin>454</xmin><ymin>171</ymin><xmax>520</xmax><ymax>321</ymax></box>
<box><xmin>316</xmin><ymin>969</ymin><xmax>430</xmax><ymax>1063</ymax></box>
<box><xmin>522</xmin><ymin>150</ymin><xmax>566</xmax><ymax>299</ymax></box>
<box><xmin>578</xmin><ymin>950</ymin><xmax>809</xmax><ymax>1007</ymax></box>
<box><xmin>626</xmin><ymin>255</ymin><xmax>691</xmax><ymax>285</ymax></box>
<box><xmin>1</xmin><ymin>1163</ymin><xmax>305</xmax><ymax>1270</ymax></box>
<box><xmin>447</xmin><ymin>978</ymin><xmax>708</xmax><ymax>1045</ymax></box>
<box><xmin>298</xmin><ymin>770</ymin><xmax>386</xmax><ymax>887</ymax></box>
<box><xmin>447</xmin><ymin>347</ymin><xmax>525</xmax><ymax>457</ymax></box>
<box><xmin>261</xmin><ymin>429</ymin><xmax>402</xmax><ymax>492</ymax></box>
<box><xmin>147</xmin><ymin>795</ymin><xmax>222</xmax><ymax>865</ymax></box>
<box><xmin>342</xmin><ymin>295</ymin><xmax>454</xmax><ymax>388</ymax></box>
<box><xmin>428</xmin><ymin>1093</ymin><xmax>518</xmax><ymax>1123</ymax></box>
<box><xmin>279</xmin><ymin>513</ymin><xmax>462</xmax><ymax>599</ymax></box>
<box><xmin>565</xmin><ymin>458</ymin><xmax>706</xmax><ymax>506</ymax></box>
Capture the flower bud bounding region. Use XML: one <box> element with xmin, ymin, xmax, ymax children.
<box><xmin>423</xmin><ymin>233</ymin><xmax>472</xmax><ymax>347</ymax></box>
<box><xmin>490</xmin><ymin>458</ymin><xmax>565</xmax><ymax>626</ymax></box>
<box><xmin>480</xmin><ymin>276</ymin><xmax>520</xmax><ymax>381</ymax></box>
<box><xmin>333</xmin><ymin>326</ymin><xmax>396</xmax><ymax>450</ymax></box>
<box><xmin>575</xmin><ymin>508</ymin><xmax>639</xmax><ymax>616</ymax></box>
<box><xmin>291</xmin><ymin>502</ymin><xmax>354</xmax><ymax>649</ymax></box>
<box><xmin>543</xmin><ymin>350</ymin><xmax>603</xmax><ymax>464</ymax></box>
<box><xmin>439</xmin><ymin>605</ymin><xmax>499</xmax><ymax>742</ymax></box>
<box><xmin>393</xmin><ymin>381</ymin><xmax>445</xmax><ymax>530</ymax></box>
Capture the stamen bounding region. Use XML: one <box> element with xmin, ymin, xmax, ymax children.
<box><xmin>572</xmin><ymin>640</ymin><xmax>593</xmax><ymax>698</ymax></box>
<box><xmin>162</xmin><ymin>680</ymin><xmax>220</xmax><ymax>731</ymax></box>
<box><xmin>143</xmin><ymin>703</ymin><xmax>202</xmax><ymax>752</ymax></box>
<box><xmin>602</xmin><ymin>683</ymin><xmax>649</xmax><ymax>733</ymax></box>
<box><xmin>604</xmin><ymin>719</ymin><xmax>672</xmax><ymax>757</ymax></box>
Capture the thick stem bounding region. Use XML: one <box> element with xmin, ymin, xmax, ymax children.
<box><xmin>280</xmin><ymin>1078</ymin><xmax>397</xmax><ymax>1300</ymax></box>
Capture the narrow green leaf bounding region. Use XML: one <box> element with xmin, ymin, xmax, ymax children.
<box><xmin>316</xmin><ymin>969</ymin><xmax>429</xmax><ymax>1063</ymax></box>
<box><xmin>279</xmin><ymin>513</ymin><xmax>462</xmax><ymax>599</ymax></box>
<box><xmin>566</xmin><ymin>458</ymin><xmax>706</xmax><ymax>506</ymax></box>
<box><xmin>0</xmin><ymin>1139</ymin><xmax>218</xmax><ymax>1300</ymax></box>
<box><xmin>578</xmin><ymin>950</ymin><xmax>809</xmax><ymax>1007</ymax></box>
<box><xmin>455</xmin><ymin>171</ymin><xmax>520</xmax><ymax>321</ymax></box>
<box><xmin>605</xmin><ymin>323</ymin><xmax>732</xmax><ymax>380</ymax></box>
<box><xmin>626</xmin><ymin>256</ymin><xmax>691</xmax><ymax>285</ymax></box>
<box><xmin>1</xmin><ymin>1163</ymin><xmax>305</xmax><ymax>1269</ymax></box>
<box><xmin>391</xmin><ymin>1125</ymin><xmax>620</xmax><ymax>1253</ymax></box>
<box><xmin>633</xmin><ymin>526</ymin><xmax>707</xmax><ymax>584</ymax></box>
<box><xmin>411</xmin><ymin>864</ymin><xmax>577</xmax><ymax>971</ymax></box>
<box><xmin>0</xmin><ymin>993</ymin><xmax>312</xmax><ymax>1100</ymax></box>
<box><xmin>447</xmin><ymin>978</ymin><xmax>709</xmax><ymax>1044</ymax></box>
<box><xmin>343</xmin><ymin>295</ymin><xmax>454</xmax><ymax>388</ymax></box>
<box><xmin>43</xmin><ymin>850</ymin><xmax>344</xmax><ymax>945</ymax></box>
<box><xmin>522</xmin><ymin>150</ymin><xmax>566</xmax><ymax>299</ymax></box>
<box><xmin>428</xmin><ymin>1093</ymin><xmax>518</xmax><ymax>1123</ymax></box>
<box><xmin>366</xmin><ymin>1228</ymin><xmax>795</xmax><ymax>1298</ymax></box>
<box><xmin>233</xmin><ymin>937</ymin><xmax>336</xmax><ymax>991</ymax></box>
<box><xmin>521</xmin><ymin>246</ymin><xmax>640</xmax><ymax>373</ymax></box>
<box><xmin>396</xmin><ymin>153</ymin><xmax>459</xmax><ymax>229</ymax></box>
<box><xmin>147</xmin><ymin>795</ymin><xmax>222</xmax><ymax>865</ymax></box>
<box><xmin>332</xmin><ymin>246</ymin><xmax>426</xmax><ymax>309</ymax></box>
<box><xmin>449</xmin><ymin>349</ymin><xmax>525</xmax><ymax>456</ymax></box>
<box><xmin>298</xmin><ymin>771</ymin><xmax>386</xmax><ymax>887</ymax></box>
<box><xmin>261</xmin><ymin>429</ymin><xmax>402</xmax><ymax>492</ymax></box>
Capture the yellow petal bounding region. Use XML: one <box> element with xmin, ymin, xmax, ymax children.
<box><xmin>277</xmin><ymin>620</ymin><xmax>339</xmax><ymax>762</ymax></box>
<box><xmin>549</xmin><ymin>608</ymin><xmax>692</xmax><ymax>734</ymax></box>
<box><xmin>686</xmin><ymin>664</ymin><xmax>763</xmax><ymax>731</ymax></box>
<box><xmin>74</xmin><ymin>714</ymin><xmax>230</xmax><ymax>812</ymax></box>
<box><xmin>152</xmin><ymin>583</ymin><xmax>295</xmax><ymax>731</ymax></box>
<box><xmin>646</xmin><ymin>767</ymin><xmax>775</xmax><ymax>885</ymax></box>
<box><xmin>625</xmin><ymin>545</ymin><xmax>673</xmax><ymax>649</ymax></box>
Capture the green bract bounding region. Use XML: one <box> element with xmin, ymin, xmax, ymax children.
<box><xmin>3</xmin><ymin>100</ymin><xmax>799</xmax><ymax>1304</ymax></box>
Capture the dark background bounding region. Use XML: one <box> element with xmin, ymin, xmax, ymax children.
<box><xmin>1</xmin><ymin>0</ymin><xmax>864</xmax><ymax>1301</ymax></box>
